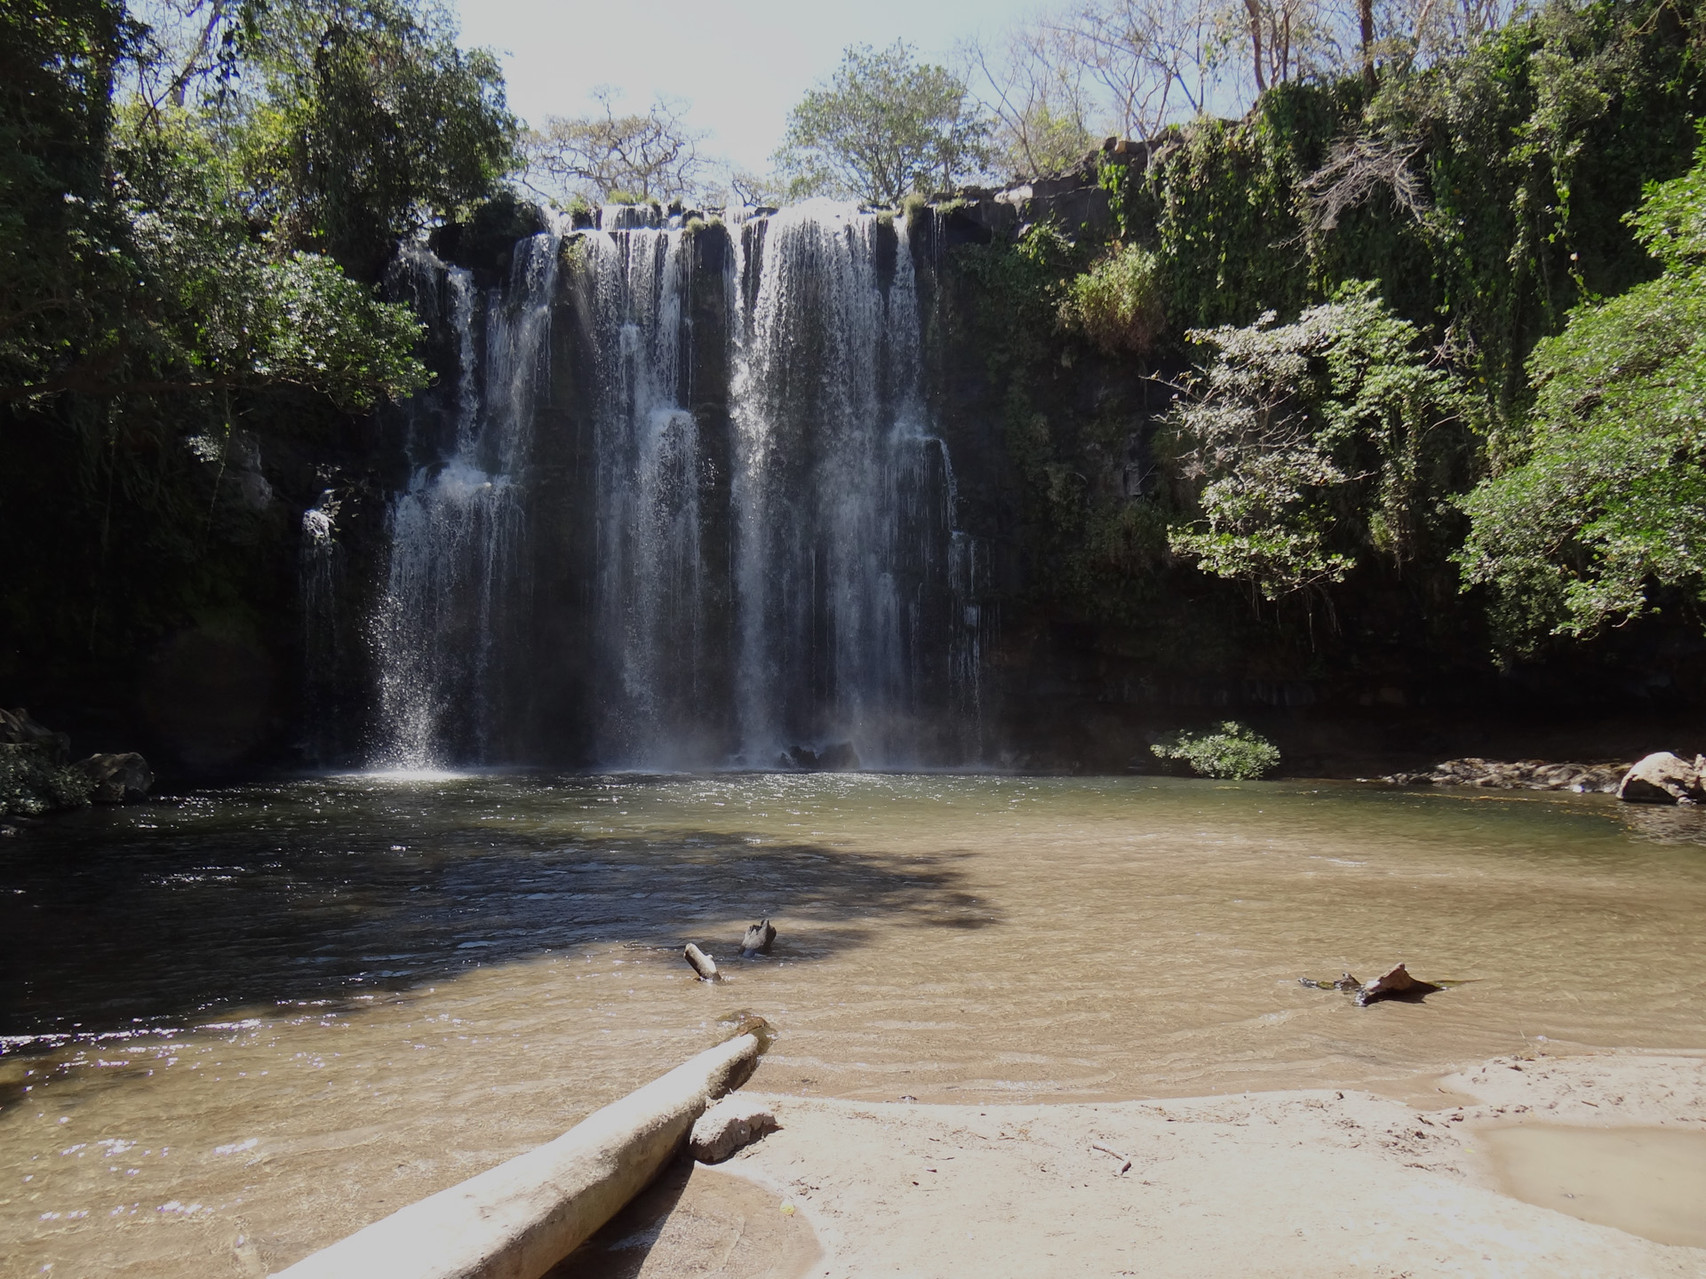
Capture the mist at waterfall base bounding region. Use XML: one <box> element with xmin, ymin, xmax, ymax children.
<box><xmin>320</xmin><ymin>202</ymin><xmax>985</xmax><ymax>773</ymax></box>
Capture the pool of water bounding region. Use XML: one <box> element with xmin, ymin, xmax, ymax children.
<box><xmin>3</xmin><ymin>773</ymin><xmax>1704</xmax><ymax>1275</ymax></box>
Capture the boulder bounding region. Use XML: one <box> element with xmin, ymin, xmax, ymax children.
<box><xmin>783</xmin><ymin>741</ymin><xmax>861</xmax><ymax>771</ymax></box>
<box><xmin>688</xmin><ymin>1095</ymin><xmax>779</xmax><ymax>1164</ymax></box>
<box><xmin>1</xmin><ymin>742</ymin><xmax>92</xmax><ymax>817</ymax></box>
<box><xmin>1617</xmin><ymin>752</ymin><xmax>1706</xmax><ymax>804</ymax></box>
<box><xmin>74</xmin><ymin>752</ymin><xmax>154</xmax><ymax>803</ymax></box>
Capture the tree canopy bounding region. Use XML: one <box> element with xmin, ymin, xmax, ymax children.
<box><xmin>1</xmin><ymin>0</ymin><xmax>518</xmax><ymax>409</ymax></box>
<box><xmin>0</xmin><ymin>0</ymin><xmax>519</xmax><ymax>681</ymax></box>
<box><xmin>521</xmin><ymin>86</ymin><xmax>705</xmax><ymax>205</ymax></box>
<box><xmin>774</xmin><ymin>42</ymin><xmax>994</xmax><ymax>205</ymax></box>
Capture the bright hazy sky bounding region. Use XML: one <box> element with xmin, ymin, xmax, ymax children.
<box><xmin>452</xmin><ymin>0</ymin><xmax>1048</xmax><ymax>176</ymax></box>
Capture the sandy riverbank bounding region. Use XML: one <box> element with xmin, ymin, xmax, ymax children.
<box><xmin>562</xmin><ymin>1049</ymin><xmax>1706</xmax><ymax>1278</ymax></box>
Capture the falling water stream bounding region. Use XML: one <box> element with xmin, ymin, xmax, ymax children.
<box><xmin>370</xmin><ymin>233</ymin><xmax>562</xmax><ymax>768</ymax></box>
<box><xmin>729</xmin><ymin>202</ymin><xmax>973</xmax><ymax>766</ymax></box>
<box><xmin>360</xmin><ymin>205</ymin><xmax>981</xmax><ymax>772</ymax></box>
<box><xmin>583</xmin><ymin>221</ymin><xmax>706</xmax><ymax>765</ymax></box>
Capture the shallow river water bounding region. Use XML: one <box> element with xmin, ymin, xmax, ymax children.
<box><xmin>3</xmin><ymin>772</ymin><xmax>1705</xmax><ymax>1276</ymax></box>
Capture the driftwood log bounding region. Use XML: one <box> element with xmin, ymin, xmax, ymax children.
<box><xmin>1091</xmin><ymin>1142</ymin><xmax>1133</xmax><ymax>1174</ymax></box>
<box><xmin>684</xmin><ymin>943</ymin><xmax>720</xmax><ymax>982</ymax></box>
<box><xmin>270</xmin><ymin>1031</ymin><xmax>764</xmax><ymax>1279</ymax></box>
<box><xmin>1300</xmin><ymin>963</ymin><xmax>1444</xmax><ymax>1005</ymax></box>
<box><xmin>741</xmin><ymin>919</ymin><xmax>777</xmax><ymax>957</ymax></box>
<box><xmin>1355</xmin><ymin>962</ymin><xmax>1442</xmax><ymax>1006</ymax></box>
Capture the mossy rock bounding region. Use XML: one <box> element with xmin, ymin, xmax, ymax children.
<box><xmin>430</xmin><ymin>192</ymin><xmax>552</xmax><ymax>281</ymax></box>
<box><xmin>0</xmin><ymin>743</ymin><xmax>93</xmax><ymax>817</ymax></box>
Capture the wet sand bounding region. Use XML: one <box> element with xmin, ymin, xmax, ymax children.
<box><xmin>573</xmin><ymin>1049</ymin><xmax>1706</xmax><ymax>1278</ymax></box>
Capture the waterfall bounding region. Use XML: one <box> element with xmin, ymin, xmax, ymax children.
<box><xmin>582</xmin><ymin>225</ymin><xmax>710</xmax><ymax>765</ymax></box>
<box><xmin>729</xmin><ymin>201</ymin><xmax>956</xmax><ymax>765</ymax></box>
<box><xmin>369</xmin><ymin>232</ymin><xmax>560</xmax><ymax>768</ymax></box>
<box><xmin>362</xmin><ymin>204</ymin><xmax>981</xmax><ymax>769</ymax></box>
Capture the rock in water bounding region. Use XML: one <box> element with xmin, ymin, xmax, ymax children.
<box><xmin>1356</xmin><ymin>962</ymin><xmax>1441</xmax><ymax>1006</ymax></box>
<box><xmin>74</xmin><ymin>752</ymin><xmax>154</xmax><ymax>803</ymax></box>
<box><xmin>689</xmin><ymin>1095</ymin><xmax>779</xmax><ymax>1164</ymax></box>
<box><xmin>783</xmin><ymin>741</ymin><xmax>862</xmax><ymax>771</ymax></box>
<box><xmin>1617</xmin><ymin>752</ymin><xmax>1706</xmax><ymax>804</ymax></box>
<box><xmin>741</xmin><ymin>919</ymin><xmax>777</xmax><ymax>957</ymax></box>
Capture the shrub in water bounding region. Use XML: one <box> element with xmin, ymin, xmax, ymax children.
<box><xmin>1150</xmin><ymin>721</ymin><xmax>1280</xmax><ymax>780</ymax></box>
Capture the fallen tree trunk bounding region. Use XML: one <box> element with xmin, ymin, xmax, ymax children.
<box><xmin>685</xmin><ymin>943</ymin><xmax>720</xmax><ymax>981</ymax></box>
<box><xmin>270</xmin><ymin>1031</ymin><xmax>764</xmax><ymax>1279</ymax></box>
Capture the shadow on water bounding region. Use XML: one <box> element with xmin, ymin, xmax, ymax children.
<box><xmin>0</xmin><ymin>777</ymin><xmax>1002</xmax><ymax>1043</ymax></box>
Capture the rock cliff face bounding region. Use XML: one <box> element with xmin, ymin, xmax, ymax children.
<box><xmin>266</xmin><ymin>190</ymin><xmax>1706</xmax><ymax>774</ymax></box>
<box><xmin>19</xmin><ymin>180</ymin><xmax>1697</xmax><ymax>778</ymax></box>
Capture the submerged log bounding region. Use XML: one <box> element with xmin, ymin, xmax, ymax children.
<box><xmin>685</xmin><ymin>943</ymin><xmax>720</xmax><ymax>981</ymax></box>
<box><xmin>1297</xmin><ymin>972</ymin><xmax>1360</xmax><ymax>991</ymax></box>
<box><xmin>270</xmin><ymin>1030</ymin><xmax>764</xmax><ymax>1279</ymax></box>
<box><xmin>741</xmin><ymin>919</ymin><xmax>776</xmax><ymax>957</ymax></box>
<box><xmin>1356</xmin><ymin>962</ymin><xmax>1442</xmax><ymax>1006</ymax></box>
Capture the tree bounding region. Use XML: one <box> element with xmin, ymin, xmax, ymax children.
<box><xmin>964</xmin><ymin>25</ymin><xmax>1098</xmax><ymax>178</ymax></box>
<box><xmin>1166</xmin><ymin>282</ymin><xmax>1480</xmax><ymax>602</ymax></box>
<box><xmin>775</xmin><ymin>42</ymin><xmax>994</xmax><ymax>205</ymax></box>
<box><xmin>1</xmin><ymin>0</ymin><xmax>137</xmax><ymax>403</ymax></box>
<box><xmin>1458</xmin><ymin>138</ymin><xmax>1706</xmax><ymax>649</ymax></box>
<box><xmin>231</xmin><ymin>0</ymin><xmax>519</xmax><ymax>278</ymax></box>
<box><xmin>1046</xmin><ymin>0</ymin><xmax>1221</xmax><ymax>132</ymax></box>
<box><xmin>0</xmin><ymin>0</ymin><xmax>508</xmax><ymax>406</ymax></box>
<box><xmin>521</xmin><ymin>86</ymin><xmax>706</xmax><ymax>205</ymax></box>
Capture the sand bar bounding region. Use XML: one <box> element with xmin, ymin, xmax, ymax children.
<box><xmin>567</xmin><ymin>1049</ymin><xmax>1706</xmax><ymax>1277</ymax></box>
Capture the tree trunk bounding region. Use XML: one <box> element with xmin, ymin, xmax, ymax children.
<box><xmin>1245</xmin><ymin>0</ymin><xmax>1268</xmax><ymax>92</ymax></box>
<box><xmin>1361</xmin><ymin>0</ymin><xmax>1377</xmax><ymax>91</ymax></box>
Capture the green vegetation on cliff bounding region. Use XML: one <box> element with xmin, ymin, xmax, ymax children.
<box><xmin>947</xmin><ymin>0</ymin><xmax>1706</xmax><ymax>674</ymax></box>
<box><xmin>1459</xmin><ymin>134</ymin><xmax>1706</xmax><ymax>650</ymax></box>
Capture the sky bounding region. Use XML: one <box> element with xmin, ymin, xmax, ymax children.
<box><xmin>451</xmin><ymin>0</ymin><xmax>1050</xmax><ymax>176</ymax></box>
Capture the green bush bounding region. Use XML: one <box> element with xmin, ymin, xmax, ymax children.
<box><xmin>1062</xmin><ymin>242</ymin><xmax>1165</xmax><ymax>355</ymax></box>
<box><xmin>1151</xmin><ymin>721</ymin><xmax>1281</xmax><ymax>779</ymax></box>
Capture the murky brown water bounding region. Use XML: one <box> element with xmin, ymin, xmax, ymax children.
<box><xmin>4</xmin><ymin>773</ymin><xmax>1705</xmax><ymax>1276</ymax></box>
<box><xmin>1483</xmin><ymin>1124</ymin><xmax>1706</xmax><ymax>1248</ymax></box>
